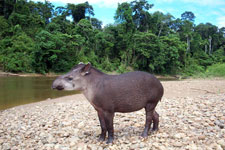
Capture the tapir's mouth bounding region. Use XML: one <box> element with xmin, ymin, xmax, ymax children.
<box><xmin>53</xmin><ymin>85</ymin><xmax>64</xmax><ymax>90</ymax></box>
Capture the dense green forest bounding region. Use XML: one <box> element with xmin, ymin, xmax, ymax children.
<box><xmin>0</xmin><ymin>0</ymin><xmax>225</xmax><ymax>76</ymax></box>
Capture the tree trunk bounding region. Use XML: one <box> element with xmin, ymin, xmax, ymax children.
<box><xmin>158</xmin><ymin>23</ymin><xmax>163</xmax><ymax>37</ymax></box>
<box><xmin>208</xmin><ymin>36</ymin><xmax>212</xmax><ymax>55</ymax></box>
<box><xmin>205</xmin><ymin>45</ymin><xmax>208</xmax><ymax>54</ymax></box>
<box><xmin>186</xmin><ymin>36</ymin><xmax>190</xmax><ymax>53</ymax></box>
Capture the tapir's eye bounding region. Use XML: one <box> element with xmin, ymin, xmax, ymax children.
<box><xmin>66</xmin><ymin>76</ymin><xmax>73</xmax><ymax>81</ymax></box>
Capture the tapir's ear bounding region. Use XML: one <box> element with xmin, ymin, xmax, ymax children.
<box><xmin>81</xmin><ymin>62</ymin><xmax>91</xmax><ymax>76</ymax></box>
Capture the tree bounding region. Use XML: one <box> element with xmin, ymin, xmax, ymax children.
<box><xmin>114</xmin><ymin>2</ymin><xmax>136</xmax><ymax>66</ymax></box>
<box><xmin>0</xmin><ymin>0</ymin><xmax>225</xmax><ymax>76</ymax></box>
<box><xmin>0</xmin><ymin>0</ymin><xmax>16</xmax><ymax>19</ymax></box>
<box><xmin>36</xmin><ymin>0</ymin><xmax>54</xmax><ymax>24</ymax></box>
<box><xmin>150</xmin><ymin>12</ymin><xmax>174</xmax><ymax>37</ymax></box>
<box><xmin>131</xmin><ymin>0</ymin><xmax>153</xmax><ymax>31</ymax></box>
<box><xmin>181</xmin><ymin>11</ymin><xmax>195</xmax><ymax>22</ymax></box>
<box><xmin>0</xmin><ymin>25</ymin><xmax>35</xmax><ymax>72</ymax></box>
<box><xmin>67</xmin><ymin>2</ymin><xmax>94</xmax><ymax>24</ymax></box>
<box><xmin>90</xmin><ymin>18</ymin><xmax>102</xmax><ymax>29</ymax></box>
<box><xmin>179</xmin><ymin>12</ymin><xmax>196</xmax><ymax>53</ymax></box>
<box><xmin>195</xmin><ymin>23</ymin><xmax>220</xmax><ymax>54</ymax></box>
<box><xmin>33</xmin><ymin>30</ymin><xmax>71</xmax><ymax>73</ymax></box>
<box><xmin>132</xmin><ymin>32</ymin><xmax>186</xmax><ymax>73</ymax></box>
<box><xmin>114</xmin><ymin>2</ymin><xmax>135</xmax><ymax>32</ymax></box>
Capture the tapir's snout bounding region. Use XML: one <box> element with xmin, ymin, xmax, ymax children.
<box><xmin>52</xmin><ymin>79</ymin><xmax>65</xmax><ymax>90</ymax></box>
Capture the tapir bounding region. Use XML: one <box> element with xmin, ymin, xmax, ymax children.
<box><xmin>52</xmin><ymin>62</ymin><xmax>164</xmax><ymax>143</ymax></box>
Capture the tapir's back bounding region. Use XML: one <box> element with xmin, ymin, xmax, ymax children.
<box><xmin>94</xmin><ymin>71</ymin><xmax>164</xmax><ymax>113</ymax></box>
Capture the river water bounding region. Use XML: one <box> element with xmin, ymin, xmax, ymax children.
<box><xmin>0</xmin><ymin>76</ymin><xmax>77</xmax><ymax>110</ymax></box>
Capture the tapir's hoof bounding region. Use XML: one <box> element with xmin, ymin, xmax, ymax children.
<box><xmin>141</xmin><ymin>132</ymin><xmax>148</xmax><ymax>138</ymax></box>
<box><xmin>151</xmin><ymin>128</ymin><xmax>159</xmax><ymax>133</ymax></box>
<box><xmin>98</xmin><ymin>135</ymin><xmax>105</xmax><ymax>142</ymax></box>
<box><xmin>106</xmin><ymin>137</ymin><xmax>114</xmax><ymax>144</ymax></box>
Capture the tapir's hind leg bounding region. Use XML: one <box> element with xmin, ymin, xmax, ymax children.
<box><xmin>152</xmin><ymin>111</ymin><xmax>159</xmax><ymax>131</ymax></box>
<box><xmin>141</xmin><ymin>102</ymin><xmax>157</xmax><ymax>137</ymax></box>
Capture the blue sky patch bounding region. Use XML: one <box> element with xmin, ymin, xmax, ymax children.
<box><xmin>33</xmin><ymin>0</ymin><xmax>225</xmax><ymax>28</ymax></box>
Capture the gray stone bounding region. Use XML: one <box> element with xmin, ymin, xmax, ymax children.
<box><xmin>216</xmin><ymin>145</ymin><xmax>223</xmax><ymax>150</ymax></box>
<box><xmin>174</xmin><ymin>133</ymin><xmax>185</xmax><ymax>139</ymax></box>
<box><xmin>173</xmin><ymin>142</ymin><xmax>183</xmax><ymax>147</ymax></box>
<box><xmin>87</xmin><ymin>144</ymin><xmax>98</xmax><ymax>150</ymax></box>
<box><xmin>2</xmin><ymin>143</ymin><xmax>11</xmax><ymax>150</ymax></box>
<box><xmin>44</xmin><ymin>144</ymin><xmax>55</xmax><ymax>148</ymax></box>
<box><xmin>77</xmin><ymin>122</ymin><xmax>85</xmax><ymax>128</ymax></box>
<box><xmin>217</xmin><ymin>139</ymin><xmax>225</xmax><ymax>149</ymax></box>
<box><xmin>47</xmin><ymin>136</ymin><xmax>57</xmax><ymax>144</ymax></box>
<box><xmin>0</xmin><ymin>139</ymin><xmax>4</xmax><ymax>145</ymax></box>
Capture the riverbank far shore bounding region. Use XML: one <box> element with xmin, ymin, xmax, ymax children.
<box><xmin>0</xmin><ymin>79</ymin><xmax>225</xmax><ymax>150</ymax></box>
<box><xmin>0</xmin><ymin>71</ymin><xmax>59</xmax><ymax>77</ymax></box>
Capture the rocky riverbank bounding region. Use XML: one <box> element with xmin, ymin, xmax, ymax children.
<box><xmin>0</xmin><ymin>79</ymin><xmax>225</xmax><ymax>150</ymax></box>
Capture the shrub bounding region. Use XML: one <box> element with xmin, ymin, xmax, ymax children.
<box><xmin>205</xmin><ymin>63</ymin><xmax>225</xmax><ymax>77</ymax></box>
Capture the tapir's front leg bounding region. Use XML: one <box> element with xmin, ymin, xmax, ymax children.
<box><xmin>97</xmin><ymin>111</ymin><xmax>107</xmax><ymax>141</ymax></box>
<box><xmin>104</xmin><ymin>111</ymin><xmax>115</xmax><ymax>143</ymax></box>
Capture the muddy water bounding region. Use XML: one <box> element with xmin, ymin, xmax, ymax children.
<box><xmin>0</xmin><ymin>76</ymin><xmax>77</xmax><ymax>110</ymax></box>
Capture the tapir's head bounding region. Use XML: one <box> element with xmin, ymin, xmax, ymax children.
<box><xmin>52</xmin><ymin>62</ymin><xmax>91</xmax><ymax>91</ymax></box>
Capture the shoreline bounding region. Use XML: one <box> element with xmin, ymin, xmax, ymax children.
<box><xmin>0</xmin><ymin>71</ymin><xmax>59</xmax><ymax>77</ymax></box>
<box><xmin>1</xmin><ymin>71</ymin><xmax>225</xmax><ymax>80</ymax></box>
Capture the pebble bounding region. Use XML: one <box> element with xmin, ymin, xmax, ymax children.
<box><xmin>173</xmin><ymin>142</ymin><xmax>183</xmax><ymax>147</ymax></box>
<box><xmin>77</xmin><ymin>143</ymin><xmax>87</xmax><ymax>150</ymax></box>
<box><xmin>0</xmin><ymin>81</ymin><xmax>224</xmax><ymax>150</ymax></box>
<box><xmin>217</xmin><ymin>139</ymin><xmax>225</xmax><ymax>149</ymax></box>
<box><xmin>187</xmin><ymin>144</ymin><xmax>198</xmax><ymax>150</ymax></box>
<box><xmin>198</xmin><ymin>135</ymin><xmax>206</xmax><ymax>140</ymax></box>
<box><xmin>77</xmin><ymin>122</ymin><xmax>85</xmax><ymax>128</ymax></box>
<box><xmin>216</xmin><ymin>145</ymin><xmax>223</xmax><ymax>150</ymax></box>
<box><xmin>174</xmin><ymin>133</ymin><xmax>186</xmax><ymax>139</ymax></box>
<box><xmin>87</xmin><ymin>144</ymin><xmax>98</xmax><ymax>150</ymax></box>
<box><xmin>47</xmin><ymin>136</ymin><xmax>57</xmax><ymax>144</ymax></box>
<box><xmin>0</xmin><ymin>139</ymin><xmax>4</xmax><ymax>144</ymax></box>
<box><xmin>215</xmin><ymin>120</ymin><xmax>224</xmax><ymax>129</ymax></box>
<box><xmin>2</xmin><ymin>143</ymin><xmax>11</xmax><ymax>150</ymax></box>
<box><xmin>159</xmin><ymin>145</ymin><xmax>167</xmax><ymax>150</ymax></box>
<box><xmin>44</xmin><ymin>144</ymin><xmax>55</xmax><ymax>149</ymax></box>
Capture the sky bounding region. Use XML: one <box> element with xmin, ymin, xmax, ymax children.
<box><xmin>33</xmin><ymin>0</ymin><xmax>225</xmax><ymax>28</ymax></box>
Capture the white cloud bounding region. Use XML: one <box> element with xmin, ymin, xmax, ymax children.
<box><xmin>157</xmin><ymin>0</ymin><xmax>225</xmax><ymax>6</ymax></box>
<box><xmin>157</xmin><ymin>0</ymin><xmax>175</xmax><ymax>2</ymax></box>
<box><xmin>156</xmin><ymin>0</ymin><xmax>225</xmax><ymax>5</ymax></box>
<box><xmin>182</xmin><ymin>0</ymin><xmax>225</xmax><ymax>6</ymax></box>
<box><xmin>33</xmin><ymin>0</ymin><xmax>133</xmax><ymax>8</ymax></box>
<box><xmin>149</xmin><ymin>7</ymin><xmax>166</xmax><ymax>14</ymax></box>
<box><xmin>217</xmin><ymin>16</ymin><xmax>225</xmax><ymax>28</ymax></box>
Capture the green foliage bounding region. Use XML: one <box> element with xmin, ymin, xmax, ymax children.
<box><xmin>33</xmin><ymin>30</ymin><xmax>77</xmax><ymax>73</ymax></box>
<box><xmin>0</xmin><ymin>31</ymin><xmax>34</xmax><ymax>72</ymax></box>
<box><xmin>0</xmin><ymin>0</ymin><xmax>225</xmax><ymax>77</ymax></box>
<box><xmin>182</xmin><ymin>57</ymin><xmax>205</xmax><ymax>76</ymax></box>
<box><xmin>205</xmin><ymin>63</ymin><xmax>225</xmax><ymax>77</ymax></box>
<box><xmin>213</xmin><ymin>48</ymin><xmax>225</xmax><ymax>63</ymax></box>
